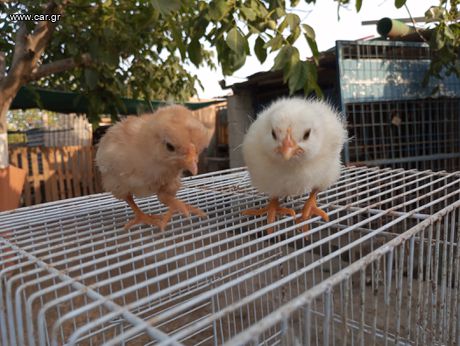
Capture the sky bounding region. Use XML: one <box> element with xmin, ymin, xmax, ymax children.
<box><xmin>191</xmin><ymin>0</ymin><xmax>437</xmax><ymax>99</ymax></box>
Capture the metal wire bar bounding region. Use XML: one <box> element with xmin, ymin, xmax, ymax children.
<box><xmin>1</xmin><ymin>166</ymin><xmax>459</xmax><ymax>345</ymax></box>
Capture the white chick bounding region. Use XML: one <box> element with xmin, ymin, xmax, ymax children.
<box><xmin>242</xmin><ymin>97</ymin><xmax>347</xmax><ymax>234</ymax></box>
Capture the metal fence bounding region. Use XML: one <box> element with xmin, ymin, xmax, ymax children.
<box><xmin>337</xmin><ymin>40</ymin><xmax>460</xmax><ymax>171</ymax></box>
<box><xmin>1</xmin><ymin>166</ymin><xmax>459</xmax><ymax>345</ymax></box>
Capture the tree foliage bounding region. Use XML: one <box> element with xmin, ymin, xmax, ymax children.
<box><xmin>422</xmin><ymin>0</ymin><xmax>460</xmax><ymax>86</ymax></box>
<box><xmin>0</xmin><ymin>0</ymin><xmax>459</xmax><ymax>121</ymax></box>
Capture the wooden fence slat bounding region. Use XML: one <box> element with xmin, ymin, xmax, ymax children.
<box><xmin>30</xmin><ymin>148</ymin><xmax>42</xmax><ymax>204</ymax></box>
<box><xmin>21</xmin><ymin>147</ymin><xmax>32</xmax><ymax>206</ymax></box>
<box><xmin>93</xmin><ymin>146</ymin><xmax>102</xmax><ymax>193</ymax></box>
<box><xmin>69</xmin><ymin>147</ymin><xmax>82</xmax><ymax>197</ymax></box>
<box><xmin>63</xmin><ymin>147</ymin><xmax>73</xmax><ymax>199</ymax></box>
<box><xmin>9</xmin><ymin>150</ymin><xmax>18</xmax><ymax>167</ymax></box>
<box><xmin>8</xmin><ymin>148</ymin><xmax>26</xmax><ymax>206</ymax></box>
<box><xmin>49</xmin><ymin>148</ymin><xmax>59</xmax><ymax>201</ymax></box>
<box><xmin>81</xmin><ymin>146</ymin><xmax>90</xmax><ymax>195</ymax></box>
<box><xmin>55</xmin><ymin>147</ymin><xmax>66</xmax><ymax>200</ymax></box>
<box><xmin>88</xmin><ymin>147</ymin><xmax>95</xmax><ymax>194</ymax></box>
<box><xmin>44</xmin><ymin>148</ymin><xmax>59</xmax><ymax>201</ymax></box>
<box><xmin>42</xmin><ymin>148</ymin><xmax>53</xmax><ymax>201</ymax></box>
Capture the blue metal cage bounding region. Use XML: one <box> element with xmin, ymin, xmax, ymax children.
<box><xmin>336</xmin><ymin>40</ymin><xmax>460</xmax><ymax>171</ymax></box>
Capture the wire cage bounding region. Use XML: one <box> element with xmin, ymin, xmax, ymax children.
<box><xmin>1</xmin><ymin>166</ymin><xmax>460</xmax><ymax>345</ymax></box>
<box><xmin>337</xmin><ymin>40</ymin><xmax>460</xmax><ymax>172</ymax></box>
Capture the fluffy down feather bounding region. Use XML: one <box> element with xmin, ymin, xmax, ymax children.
<box><xmin>96</xmin><ymin>105</ymin><xmax>210</xmax><ymax>229</ymax></box>
<box><xmin>242</xmin><ymin>97</ymin><xmax>347</xmax><ymax>233</ymax></box>
<box><xmin>243</xmin><ymin>97</ymin><xmax>347</xmax><ymax>197</ymax></box>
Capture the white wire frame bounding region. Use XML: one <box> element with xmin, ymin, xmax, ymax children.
<box><xmin>1</xmin><ymin>165</ymin><xmax>459</xmax><ymax>345</ymax></box>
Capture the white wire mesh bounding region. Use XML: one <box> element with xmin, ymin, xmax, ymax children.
<box><xmin>1</xmin><ymin>166</ymin><xmax>459</xmax><ymax>346</ymax></box>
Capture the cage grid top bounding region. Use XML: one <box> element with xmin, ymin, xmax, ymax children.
<box><xmin>1</xmin><ymin>166</ymin><xmax>460</xmax><ymax>346</ymax></box>
<box><xmin>336</xmin><ymin>40</ymin><xmax>460</xmax><ymax>103</ymax></box>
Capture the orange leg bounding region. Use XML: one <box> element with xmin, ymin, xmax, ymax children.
<box><xmin>296</xmin><ymin>190</ymin><xmax>329</xmax><ymax>234</ymax></box>
<box><xmin>123</xmin><ymin>194</ymin><xmax>162</xmax><ymax>230</ymax></box>
<box><xmin>158</xmin><ymin>194</ymin><xmax>206</xmax><ymax>231</ymax></box>
<box><xmin>242</xmin><ymin>198</ymin><xmax>296</xmax><ymax>234</ymax></box>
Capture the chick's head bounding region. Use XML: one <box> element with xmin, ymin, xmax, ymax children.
<box><xmin>260</xmin><ymin>98</ymin><xmax>324</xmax><ymax>162</ymax></box>
<box><xmin>140</xmin><ymin>105</ymin><xmax>209</xmax><ymax>176</ymax></box>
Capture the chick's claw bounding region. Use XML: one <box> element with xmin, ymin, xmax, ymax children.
<box><xmin>124</xmin><ymin>212</ymin><xmax>162</xmax><ymax>230</ymax></box>
<box><xmin>158</xmin><ymin>198</ymin><xmax>206</xmax><ymax>231</ymax></box>
<box><xmin>123</xmin><ymin>194</ymin><xmax>162</xmax><ymax>230</ymax></box>
<box><xmin>296</xmin><ymin>191</ymin><xmax>329</xmax><ymax>236</ymax></box>
<box><xmin>242</xmin><ymin>198</ymin><xmax>296</xmax><ymax>234</ymax></box>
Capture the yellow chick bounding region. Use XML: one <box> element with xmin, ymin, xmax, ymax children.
<box><xmin>96</xmin><ymin>105</ymin><xmax>210</xmax><ymax>230</ymax></box>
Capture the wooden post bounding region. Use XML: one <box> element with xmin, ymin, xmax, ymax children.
<box><xmin>0</xmin><ymin>51</ymin><xmax>8</xmax><ymax>169</ymax></box>
<box><xmin>0</xmin><ymin>51</ymin><xmax>26</xmax><ymax>211</ymax></box>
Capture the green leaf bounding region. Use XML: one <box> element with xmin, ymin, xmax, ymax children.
<box><xmin>425</xmin><ymin>6</ymin><xmax>445</xmax><ymax>22</ymax></box>
<box><xmin>254</xmin><ymin>36</ymin><xmax>267</xmax><ymax>63</ymax></box>
<box><xmin>264</xmin><ymin>35</ymin><xmax>283</xmax><ymax>51</ymax></box>
<box><xmin>302</xmin><ymin>24</ymin><xmax>315</xmax><ymax>40</ymax></box>
<box><xmin>444</xmin><ymin>25</ymin><xmax>455</xmax><ymax>40</ymax></box>
<box><xmin>272</xmin><ymin>45</ymin><xmax>294</xmax><ymax>71</ymax></box>
<box><xmin>287</xmin><ymin>26</ymin><xmax>301</xmax><ymax>44</ymax></box>
<box><xmin>395</xmin><ymin>0</ymin><xmax>407</xmax><ymax>9</ymax></box>
<box><xmin>188</xmin><ymin>38</ymin><xmax>203</xmax><ymax>66</ymax></box>
<box><xmin>279</xmin><ymin>17</ymin><xmax>289</xmax><ymax>33</ymax></box>
<box><xmin>240</xmin><ymin>6</ymin><xmax>257</xmax><ymax>21</ymax></box>
<box><xmin>171</xmin><ymin>27</ymin><xmax>186</xmax><ymax>59</ymax></box>
<box><xmin>287</xmin><ymin>60</ymin><xmax>308</xmax><ymax>94</ymax></box>
<box><xmin>304</xmin><ymin>61</ymin><xmax>323</xmax><ymax>97</ymax></box>
<box><xmin>218</xmin><ymin>41</ymin><xmax>246</xmax><ymax>75</ymax></box>
<box><xmin>274</xmin><ymin>6</ymin><xmax>286</xmax><ymax>18</ymax></box>
<box><xmin>100</xmin><ymin>50</ymin><xmax>119</xmax><ymax>67</ymax></box>
<box><xmin>226</xmin><ymin>27</ymin><xmax>247</xmax><ymax>54</ymax></box>
<box><xmin>434</xmin><ymin>28</ymin><xmax>445</xmax><ymax>49</ymax></box>
<box><xmin>285</xmin><ymin>13</ymin><xmax>300</xmax><ymax>31</ymax></box>
<box><xmin>151</xmin><ymin>0</ymin><xmax>181</xmax><ymax>14</ymax></box>
<box><xmin>356</xmin><ymin>0</ymin><xmax>363</xmax><ymax>12</ymax></box>
<box><xmin>306</xmin><ymin>36</ymin><xmax>319</xmax><ymax>63</ymax></box>
<box><xmin>284</xmin><ymin>46</ymin><xmax>300</xmax><ymax>83</ymax></box>
<box><xmin>266</xmin><ymin>20</ymin><xmax>277</xmax><ymax>30</ymax></box>
<box><xmin>84</xmin><ymin>68</ymin><xmax>99</xmax><ymax>90</ymax></box>
<box><xmin>208</xmin><ymin>0</ymin><xmax>231</xmax><ymax>21</ymax></box>
<box><xmin>227</xmin><ymin>51</ymin><xmax>246</xmax><ymax>73</ymax></box>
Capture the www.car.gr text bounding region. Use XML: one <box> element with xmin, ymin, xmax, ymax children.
<box><xmin>8</xmin><ymin>13</ymin><xmax>62</xmax><ymax>23</ymax></box>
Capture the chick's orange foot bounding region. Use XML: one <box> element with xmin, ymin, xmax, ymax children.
<box><xmin>123</xmin><ymin>194</ymin><xmax>162</xmax><ymax>230</ymax></box>
<box><xmin>158</xmin><ymin>195</ymin><xmax>206</xmax><ymax>231</ymax></box>
<box><xmin>296</xmin><ymin>191</ymin><xmax>329</xmax><ymax>233</ymax></box>
<box><xmin>242</xmin><ymin>198</ymin><xmax>296</xmax><ymax>234</ymax></box>
<box><xmin>124</xmin><ymin>212</ymin><xmax>162</xmax><ymax>230</ymax></box>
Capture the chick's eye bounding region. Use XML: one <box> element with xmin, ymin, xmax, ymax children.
<box><xmin>303</xmin><ymin>129</ymin><xmax>311</xmax><ymax>140</ymax></box>
<box><xmin>165</xmin><ymin>142</ymin><xmax>175</xmax><ymax>152</ymax></box>
<box><xmin>271</xmin><ymin>129</ymin><xmax>277</xmax><ymax>140</ymax></box>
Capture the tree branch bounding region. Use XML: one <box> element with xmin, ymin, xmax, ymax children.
<box><xmin>404</xmin><ymin>3</ymin><xmax>428</xmax><ymax>43</ymax></box>
<box><xmin>29</xmin><ymin>2</ymin><xmax>61</xmax><ymax>66</ymax></box>
<box><xmin>0</xmin><ymin>1</ymin><xmax>64</xmax><ymax>97</ymax></box>
<box><xmin>0</xmin><ymin>53</ymin><xmax>5</xmax><ymax>81</ymax></box>
<box><xmin>11</xmin><ymin>21</ymin><xmax>29</xmax><ymax>68</ymax></box>
<box><xmin>30</xmin><ymin>53</ymin><xmax>92</xmax><ymax>80</ymax></box>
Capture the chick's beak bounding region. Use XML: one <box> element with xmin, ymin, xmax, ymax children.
<box><xmin>183</xmin><ymin>144</ymin><xmax>199</xmax><ymax>175</ymax></box>
<box><xmin>276</xmin><ymin>128</ymin><xmax>299</xmax><ymax>160</ymax></box>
